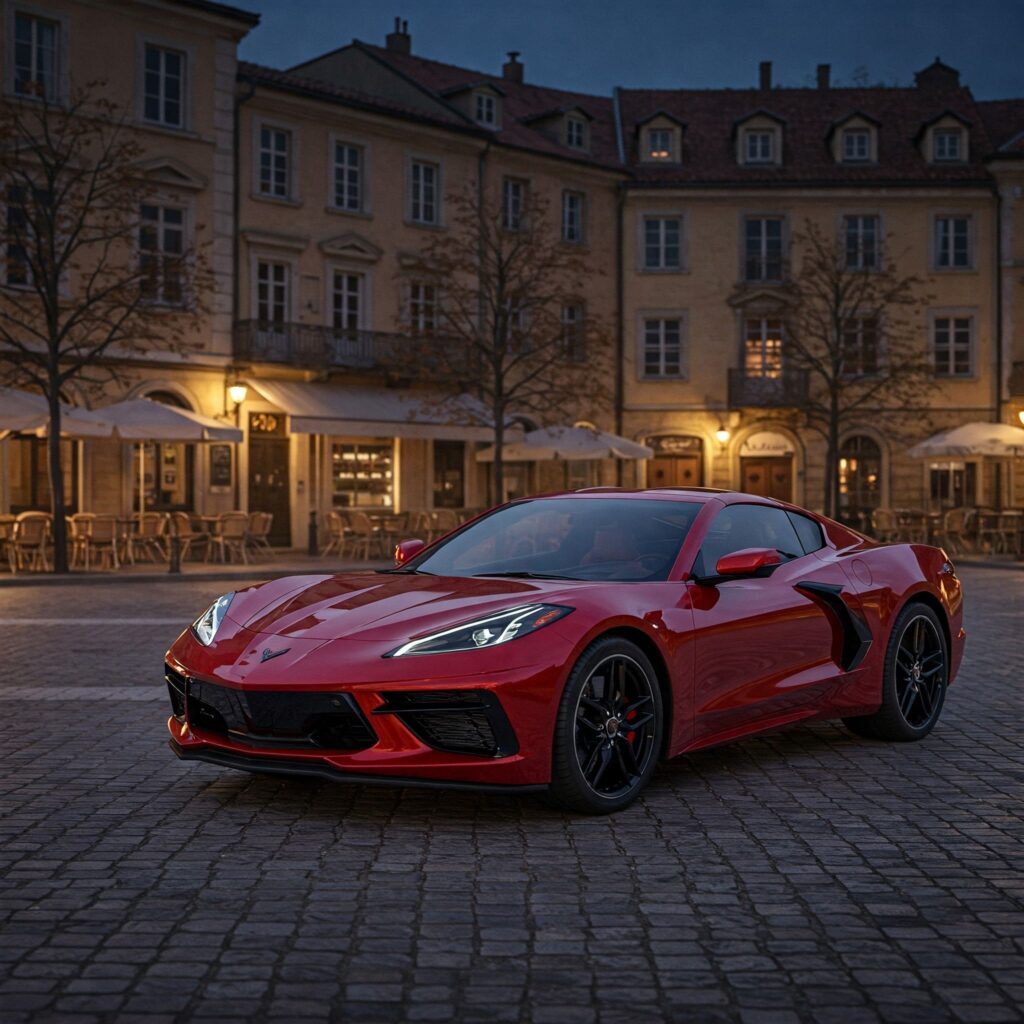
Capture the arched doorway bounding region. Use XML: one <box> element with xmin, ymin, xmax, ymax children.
<box><xmin>137</xmin><ymin>390</ymin><xmax>195</xmax><ymax>512</ymax></box>
<box><xmin>838</xmin><ymin>435</ymin><xmax>882</xmax><ymax>529</ymax></box>
<box><xmin>739</xmin><ymin>430</ymin><xmax>795</xmax><ymax>501</ymax></box>
<box><xmin>645</xmin><ymin>435</ymin><xmax>704</xmax><ymax>488</ymax></box>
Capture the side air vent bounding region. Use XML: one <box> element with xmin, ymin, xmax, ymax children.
<box><xmin>795</xmin><ymin>582</ymin><xmax>873</xmax><ymax>671</ymax></box>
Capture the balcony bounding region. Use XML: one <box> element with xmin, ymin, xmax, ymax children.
<box><xmin>728</xmin><ymin>368</ymin><xmax>809</xmax><ymax>408</ymax></box>
<box><xmin>233</xmin><ymin>321</ymin><xmax>415</xmax><ymax>372</ymax></box>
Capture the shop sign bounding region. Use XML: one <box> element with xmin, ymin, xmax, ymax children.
<box><xmin>739</xmin><ymin>431</ymin><xmax>795</xmax><ymax>458</ymax></box>
<box><xmin>646</xmin><ymin>434</ymin><xmax>703</xmax><ymax>455</ymax></box>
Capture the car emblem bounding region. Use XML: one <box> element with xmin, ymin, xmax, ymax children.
<box><xmin>261</xmin><ymin>647</ymin><xmax>290</xmax><ymax>663</ymax></box>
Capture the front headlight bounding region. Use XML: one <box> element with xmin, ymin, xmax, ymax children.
<box><xmin>386</xmin><ymin>603</ymin><xmax>573</xmax><ymax>658</ymax></box>
<box><xmin>192</xmin><ymin>592</ymin><xmax>235</xmax><ymax>646</ymax></box>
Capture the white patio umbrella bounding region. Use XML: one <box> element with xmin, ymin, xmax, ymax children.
<box><xmin>476</xmin><ymin>425</ymin><xmax>654</xmax><ymax>462</ymax></box>
<box><xmin>97</xmin><ymin>398</ymin><xmax>242</xmax><ymax>513</ymax></box>
<box><xmin>0</xmin><ymin>386</ymin><xmax>113</xmax><ymax>438</ymax></box>
<box><xmin>907</xmin><ymin>422</ymin><xmax>1024</xmax><ymax>459</ymax></box>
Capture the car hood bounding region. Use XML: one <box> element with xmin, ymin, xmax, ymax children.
<box><xmin>223</xmin><ymin>571</ymin><xmax>589</xmax><ymax>644</ymax></box>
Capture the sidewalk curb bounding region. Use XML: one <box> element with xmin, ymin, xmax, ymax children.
<box><xmin>953</xmin><ymin>559</ymin><xmax>1024</xmax><ymax>572</ymax></box>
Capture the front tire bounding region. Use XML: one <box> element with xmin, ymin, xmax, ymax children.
<box><xmin>546</xmin><ymin>637</ymin><xmax>663</xmax><ymax>814</ymax></box>
<box><xmin>843</xmin><ymin>602</ymin><xmax>948</xmax><ymax>742</ymax></box>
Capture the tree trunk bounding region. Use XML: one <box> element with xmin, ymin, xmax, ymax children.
<box><xmin>823</xmin><ymin>394</ymin><xmax>841</xmax><ymax>520</ymax></box>
<box><xmin>492</xmin><ymin>414</ymin><xmax>505</xmax><ymax>507</ymax></box>
<box><xmin>46</xmin><ymin>386</ymin><xmax>69</xmax><ymax>574</ymax></box>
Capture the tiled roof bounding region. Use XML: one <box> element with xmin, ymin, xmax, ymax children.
<box><xmin>977</xmin><ymin>100</ymin><xmax>1024</xmax><ymax>155</ymax></box>
<box><xmin>165</xmin><ymin>0</ymin><xmax>259</xmax><ymax>26</ymax></box>
<box><xmin>618</xmin><ymin>84</ymin><xmax>995</xmax><ymax>186</ymax></box>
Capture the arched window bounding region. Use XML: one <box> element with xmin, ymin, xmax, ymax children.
<box><xmin>838</xmin><ymin>435</ymin><xmax>882</xmax><ymax>524</ymax></box>
<box><xmin>138</xmin><ymin>390</ymin><xmax>194</xmax><ymax>512</ymax></box>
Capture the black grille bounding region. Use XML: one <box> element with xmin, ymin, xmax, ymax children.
<box><xmin>166</xmin><ymin>665</ymin><xmax>187</xmax><ymax>719</ymax></box>
<box><xmin>375</xmin><ymin>690</ymin><xmax>518</xmax><ymax>758</ymax></box>
<box><xmin>173</xmin><ymin>669</ymin><xmax>377</xmax><ymax>751</ymax></box>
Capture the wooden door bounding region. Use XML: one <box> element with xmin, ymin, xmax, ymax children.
<box><xmin>740</xmin><ymin>456</ymin><xmax>793</xmax><ymax>501</ymax></box>
<box><xmin>248</xmin><ymin>436</ymin><xmax>291</xmax><ymax>545</ymax></box>
<box><xmin>648</xmin><ymin>455</ymin><xmax>702</xmax><ymax>489</ymax></box>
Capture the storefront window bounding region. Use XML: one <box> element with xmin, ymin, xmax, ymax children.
<box><xmin>929</xmin><ymin>461</ymin><xmax>977</xmax><ymax>510</ymax></box>
<box><xmin>9</xmin><ymin>436</ymin><xmax>77</xmax><ymax>514</ymax></box>
<box><xmin>433</xmin><ymin>441</ymin><xmax>465</xmax><ymax>508</ymax></box>
<box><xmin>135</xmin><ymin>391</ymin><xmax>194</xmax><ymax>512</ymax></box>
<box><xmin>837</xmin><ymin>435</ymin><xmax>881</xmax><ymax>524</ymax></box>
<box><xmin>332</xmin><ymin>440</ymin><xmax>394</xmax><ymax>508</ymax></box>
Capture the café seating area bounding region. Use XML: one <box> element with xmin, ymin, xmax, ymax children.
<box><xmin>867</xmin><ymin>506</ymin><xmax>1023</xmax><ymax>556</ymax></box>
<box><xmin>322</xmin><ymin>508</ymin><xmax>483</xmax><ymax>561</ymax></box>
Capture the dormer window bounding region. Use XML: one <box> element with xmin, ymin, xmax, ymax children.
<box><xmin>933</xmin><ymin>128</ymin><xmax>963</xmax><ymax>161</ymax></box>
<box><xmin>475</xmin><ymin>91</ymin><xmax>497</xmax><ymax>127</ymax></box>
<box><xmin>647</xmin><ymin>129</ymin><xmax>673</xmax><ymax>160</ymax></box>
<box><xmin>566</xmin><ymin>116</ymin><xmax>586</xmax><ymax>149</ymax></box>
<box><xmin>842</xmin><ymin>129</ymin><xmax>871</xmax><ymax>162</ymax></box>
<box><xmin>744</xmin><ymin>130</ymin><xmax>775</xmax><ymax>164</ymax></box>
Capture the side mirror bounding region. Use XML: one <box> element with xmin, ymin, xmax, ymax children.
<box><xmin>394</xmin><ymin>538</ymin><xmax>426</xmax><ymax>565</ymax></box>
<box><xmin>715</xmin><ymin>547</ymin><xmax>782</xmax><ymax>578</ymax></box>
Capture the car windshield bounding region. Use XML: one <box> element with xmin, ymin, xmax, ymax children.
<box><xmin>406</xmin><ymin>497</ymin><xmax>701</xmax><ymax>581</ymax></box>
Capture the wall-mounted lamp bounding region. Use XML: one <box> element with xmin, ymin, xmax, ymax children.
<box><xmin>228</xmin><ymin>383</ymin><xmax>248</xmax><ymax>406</ymax></box>
<box><xmin>1018</xmin><ymin>410</ymin><xmax>1024</xmax><ymax>427</ymax></box>
<box><xmin>715</xmin><ymin>425</ymin><xmax>731</xmax><ymax>445</ymax></box>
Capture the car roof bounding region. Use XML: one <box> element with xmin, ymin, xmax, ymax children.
<box><xmin>526</xmin><ymin>487</ymin><xmax>787</xmax><ymax>506</ymax></box>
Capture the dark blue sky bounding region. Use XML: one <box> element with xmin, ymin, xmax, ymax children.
<box><xmin>237</xmin><ymin>0</ymin><xmax>1024</xmax><ymax>100</ymax></box>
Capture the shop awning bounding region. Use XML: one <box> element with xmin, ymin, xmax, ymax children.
<box><xmin>0</xmin><ymin>386</ymin><xmax>113</xmax><ymax>439</ymax></box>
<box><xmin>476</xmin><ymin>425</ymin><xmax>653</xmax><ymax>462</ymax></box>
<box><xmin>245</xmin><ymin>380</ymin><xmax>496</xmax><ymax>442</ymax></box>
<box><xmin>96</xmin><ymin>398</ymin><xmax>243</xmax><ymax>442</ymax></box>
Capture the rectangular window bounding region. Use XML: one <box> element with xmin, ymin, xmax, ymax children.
<box><xmin>744</xmin><ymin>217</ymin><xmax>784</xmax><ymax>280</ymax></box>
<box><xmin>410</xmin><ymin>160</ymin><xmax>439</xmax><ymax>225</ymax></box>
<box><xmin>475</xmin><ymin>92</ymin><xmax>496</xmax><ymax>126</ymax></box>
<box><xmin>933</xmin><ymin>129</ymin><xmax>963</xmax><ymax>162</ymax></box>
<box><xmin>643</xmin><ymin>216</ymin><xmax>681</xmax><ymax>270</ymax></box>
<box><xmin>932</xmin><ymin>315</ymin><xmax>973</xmax><ymax>377</ymax></box>
<box><xmin>647</xmin><ymin>128</ymin><xmax>673</xmax><ymax>159</ymax></box>
<box><xmin>256</xmin><ymin>260</ymin><xmax>289</xmax><ymax>325</ymax></box>
<box><xmin>841</xmin><ymin>316</ymin><xmax>879</xmax><ymax>376</ymax></box>
<box><xmin>139</xmin><ymin>204</ymin><xmax>185</xmax><ymax>305</ymax></box>
<box><xmin>744</xmin><ymin>130</ymin><xmax>774</xmax><ymax>163</ymax></box>
<box><xmin>331</xmin><ymin>270</ymin><xmax>362</xmax><ymax>332</ymax></box>
<box><xmin>502</xmin><ymin>177</ymin><xmax>526</xmax><ymax>231</ymax></box>
<box><xmin>842</xmin><ymin>129</ymin><xmax>870</xmax><ymax>162</ymax></box>
<box><xmin>143</xmin><ymin>45</ymin><xmax>185</xmax><ymax>128</ymax></box>
<box><xmin>642</xmin><ymin>317</ymin><xmax>684</xmax><ymax>378</ymax></box>
<box><xmin>258</xmin><ymin>126</ymin><xmax>291</xmax><ymax>199</ymax></box>
<box><xmin>562</xmin><ymin>190</ymin><xmax>584</xmax><ymax>244</ymax></box>
<box><xmin>433</xmin><ymin>440</ymin><xmax>465</xmax><ymax>509</ymax></box>
<box><xmin>744</xmin><ymin>318</ymin><xmax>784</xmax><ymax>378</ymax></box>
<box><xmin>333</xmin><ymin>142</ymin><xmax>363</xmax><ymax>212</ymax></box>
<box><xmin>5</xmin><ymin>186</ymin><xmax>31</xmax><ymax>287</ymax></box>
<box><xmin>14</xmin><ymin>12</ymin><xmax>58</xmax><ymax>101</ymax></box>
<box><xmin>331</xmin><ymin>441</ymin><xmax>394</xmax><ymax>509</ymax></box>
<box><xmin>934</xmin><ymin>215</ymin><xmax>972</xmax><ymax>269</ymax></box>
<box><xmin>409</xmin><ymin>280</ymin><xmax>438</xmax><ymax>334</ymax></box>
<box><xmin>844</xmin><ymin>214</ymin><xmax>879</xmax><ymax>270</ymax></box>
<box><xmin>566</xmin><ymin>117</ymin><xmax>585</xmax><ymax>149</ymax></box>
<box><xmin>561</xmin><ymin>303</ymin><xmax>586</xmax><ymax>362</ymax></box>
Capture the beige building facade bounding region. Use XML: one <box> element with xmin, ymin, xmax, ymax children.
<box><xmin>2</xmin><ymin>3</ymin><xmax>1023</xmax><ymax>543</ymax></box>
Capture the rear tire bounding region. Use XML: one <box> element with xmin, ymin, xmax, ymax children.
<box><xmin>545</xmin><ymin>637</ymin><xmax>663</xmax><ymax>814</ymax></box>
<box><xmin>842</xmin><ymin>602</ymin><xmax>948</xmax><ymax>742</ymax></box>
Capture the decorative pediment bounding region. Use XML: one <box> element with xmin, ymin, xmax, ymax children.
<box><xmin>240</xmin><ymin>228</ymin><xmax>309</xmax><ymax>252</ymax></box>
<box><xmin>914</xmin><ymin>109</ymin><xmax>971</xmax><ymax>143</ymax></box>
<box><xmin>826</xmin><ymin>110</ymin><xmax>881</xmax><ymax>139</ymax></box>
<box><xmin>133</xmin><ymin>157</ymin><xmax>208</xmax><ymax>191</ymax></box>
<box><xmin>732</xmin><ymin>108</ymin><xmax>786</xmax><ymax>137</ymax></box>
<box><xmin>636</xmin><ymin>109</ymin><xmax>686</xmax><ymax>130</ymax></box>
<box><xmin>727</xmin><ymin>286</ymin><xmax>795</xmax><ymax>310</ymax></box>
<box><xmin>319</xmin><ymin>233</ymin><xmax>383</xmax><ymax>263</ymax></box>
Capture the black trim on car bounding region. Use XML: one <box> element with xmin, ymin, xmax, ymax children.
<box><xmin>795</xmin><ymin>581</ymin><xmax>873</xmax><ymax>671</ymax></box>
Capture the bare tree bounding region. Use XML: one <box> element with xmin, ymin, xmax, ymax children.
<box><xmin>783</xmin><ymin>219</ymin><xmax>935</xmax><ymax>518</ymax></box>
<box><xmin>395</xmin><ymin>183</ymin><xmax>612</xmax><ymax>501</ymax></box>
<box><xmin>0</xmin><ymin>84</ymin><xmax>209</xmax><ymax>572</ymax></box>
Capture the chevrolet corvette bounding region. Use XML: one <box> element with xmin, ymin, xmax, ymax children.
<box><xmin>166</xmin><ymin>489</ymin><xmax>965</xmax><ymax>813</ymax></box>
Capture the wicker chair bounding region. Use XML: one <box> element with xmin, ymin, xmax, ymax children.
<box><xmin>169</xmin><ymin>512</ymin><xmax>209</xmax><ymax>562</ymax></box>
<box><xmin>322</xmin><ymin>511</ymin><xmax>350</xmax><ymax>557</ymax></box>
<box><xmin>346</xmin><ymin>511</ymin><xmax>380</xmax><ymax>559</ymax></box>
<box><xmin>128</xmin><ymin>512</ymin><xmax>168</xmax><ymax>563</ymax></box>
<box><xmin>0</xmin><ymin>514</ymin><xmax>18</xmax><ymax>572</ymax></box>
<box><xmin>869</xmin><ymin>508</ymin><xmax>899</xmax><ymax>542</ymax></box>
<box><xmin>939</xmin><ymin>507</ymin><xmax>973</xmax><ymax>556</ymax></box>
<box><xmin>246</xmin><ymin>511</ymin><xmax>275</xmax><ymax>559</ymax></box>
<box><xmin>207</xmin><ymin>511</ymin><xmax>249</xmax><ymax>564</ymax></box>
<box><xmin>77</xmin><ymin>514</ymin><xmax>120</xmax><ymax>571</ymax></box>
<box><xmin>10</xmin><ymin>512</ymin><xmax>52</xmax><ymax>572</ymax></box>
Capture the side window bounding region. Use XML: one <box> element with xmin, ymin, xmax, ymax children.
<box><xmin>695</xmin><ymin>504</ymin><xmax>803</xmax><ymax>576</ymax></box>
<box><xmin>786</xmin><ymin>511</ymin><xmax>825</xmax><ymax>553</ymax></box>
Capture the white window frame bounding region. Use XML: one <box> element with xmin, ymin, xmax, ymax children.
<box><xmin>406</xmin><ymin>279</ymin><xmax>439</xmax><ymax>334</ymax></box>
<box><xmin>474</xmin><ymin>91</ymin><xmax>499</xmax><ymax>128</ymax></box>
<box><xmin>561</xmin><ymin>190</ymin><xmax>585</xmax><ymax>244</ymax></box>
<box><xmin>638</xmin><ymin>311</ymin><xmax>687</xmax><ymax>380</ymax></box>
<box><xmin>930</xmin><ymin>309</ymin><xmax>975</xmax><ymax>378</ymax></box>
<box><xmin>251</xmin><ymin>255</ymin><xmax>294</xmax><ymax>325</ymax></box>
<box><xmin>6</xmin><ymin>5</ymin><xmax>68</xmax><ymax>103</ymax></box>
<box><xmin>742</xmin><ymin>215</ymin><xmax>785</xmax><ymax>281</ymax></box>
<box><xmin>561</xmin><ymin>301</ymin><xmax>586</xmax><ymax>362</ymax></box>
<box><xmin>330</xmin><ymin>138</ymin><xmax>365</xmax><ymax>214</ymax></box>
<box><xmin>743</xmin><ymin>129</ymin><xmax>776</xmax><ymax>165</ymax></box>
<box><xmin>640</xmin><ymin>214</ymin><xmax>683</xmax><ymax>272</ymax></box>
<box><xmin>254</xmin><ymin>119</ymin><xmax>297</xmax><ymax>202</ymax></box>
<box><xmin>743</xmin><ymin>316</ymin><xmax>785</xmax><ymax>378</ymax></box>
<box><xmin>646</xmin><ymin>128</ymin><xmax>675</xmax><ymax>161</ymax></box>
<box><xmin>138</xmin><ymin>201</ymin><xmax>189</xmax><ymax>307</ymax></box>
<box><xmin>328</xmin><ymin>266</ymin><xmax>367</xmax><ymax>332</ymax></box>
<box><xmin>141</xmin><ymin>43</ymin><xmax>186</xmax><ymax>129</ymax></box>
<box><xmin>843</xmin><ymin>213</ymin><xmax>881</xmax><ymax>271</ymax></box>
<box><xmin>933</xmin><ymin>128</ymin><xmax>964</xmax><ymax>163</ymax></box>
<box><xmin>932</xmin><ymin>213</ymin><xmax>974</xmax><ymax>271</ymax></box>
<box><xmin>841</xmin><ymin>315</ymin><xmax>881</xmax><ymax>377</ymax></box>
<box><xmin>502</xmin><ymin>177</ymin><xmax>527</xmax><ymax>232</ymax></box>
<box><xmin>408</xmin><ymin>157</ymin><xmax>442</xmax><ymax>226</ymax></box>
<box><xmin>566</xmin><ymin>116</ymin><xmax>587</xmax><ymax>150</ymax></box>
<box><xmin>842</xmin><ymin>128</ymin><xmax>871</xmax><ymax>162</ymax></box>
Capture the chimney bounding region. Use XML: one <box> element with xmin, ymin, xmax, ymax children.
<box><xmin>816</xmin><ymin>63</ymin><xmax>830</xmax><ymax>90</ymax></box>
<box><xmin>759</xmin><ymin>61</ymin><xmax>772</xmax><ymax>91</ymax></box>
<box><xmin>386</xmin><ymin>17</ymin><xmax>410</xmax><ymax>54</ymax></box>
<box><xmin>503</xmin><ymin>50</ymin><xmax>523</xmax><ymax>84</ymax></box>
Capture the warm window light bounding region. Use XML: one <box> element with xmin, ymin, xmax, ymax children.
<box><xmin>715</xmin><ymin>427</ymin><xmax>731</xmax><ymax>444</ymax></box>
<box><xmin>228</xmin><ymin>384</ymin><xmax>248</xmax><ymax>405</ymax></box>
<box><xmin>1019</xmin><ymin>410</ymin><xmax>1024</xmax><ymax>427</ymax></box>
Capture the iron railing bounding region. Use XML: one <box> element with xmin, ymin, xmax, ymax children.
<box><xmin>728</xmin><ymin>367</ymin><xmax>810</xmax><ymax>408</ymax></box>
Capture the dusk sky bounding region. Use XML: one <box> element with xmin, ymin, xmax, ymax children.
<box><xmin>237</xmin><ymin>0</ymin><xmax>1024</xmax><ymax>100</ymax></box>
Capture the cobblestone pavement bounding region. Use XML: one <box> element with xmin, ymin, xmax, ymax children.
<box><xmin>0</xmin><ymin>568</ymin><xmax>1022</xmax><ymax>1024</ymax></box>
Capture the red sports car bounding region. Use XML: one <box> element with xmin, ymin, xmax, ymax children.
<box><xmin>166</xmin><ymin>489</ymin><xmax>965</xmax><ymax>813</ymax></box>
